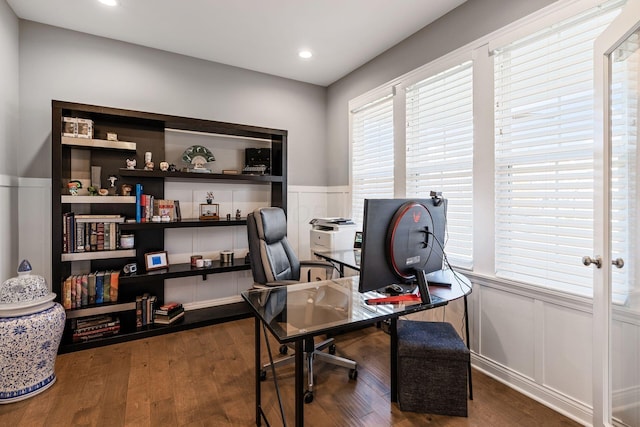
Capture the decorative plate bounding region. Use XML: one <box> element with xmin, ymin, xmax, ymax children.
<box><xmin>181</xmin><ymin>145</ymin><xmax>215</xmax><ymax>167</ymax></box>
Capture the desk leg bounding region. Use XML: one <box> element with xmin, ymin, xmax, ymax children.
<box><xmin>295</xmin><ymin>340</ymin><xmax>304</xmax><ymax>427</ymax></box>
<box><xmin>464</xmin><ymin>295</ymin><xmax>473</xmax><ymax>400</ymax></box>
<box><xmin>254</xmin><ymin>317</ymin><xmax>262</xmax><ymax>426</ymax></box>
<box><xmin>390</xmin><ymin>317</ymin><xmax>398</xmax><ymax>403</ymax></box>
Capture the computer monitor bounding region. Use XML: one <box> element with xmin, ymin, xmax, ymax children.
<box><xmin>358</xmin><ymin>197</ymin><xmax>447</xmax><ymax>303</ymax></box>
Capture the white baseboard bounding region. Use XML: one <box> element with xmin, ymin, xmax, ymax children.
<box><xmin>183</xmin><ymin>295</ymin><xmax>244</xmax><ymax>311</ymax></box>
<box><xmin>472</xmin><ymin>353</ymin><xmax>592</xmax><ymax>426</ymax></box>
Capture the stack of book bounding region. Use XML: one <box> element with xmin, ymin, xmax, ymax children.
<box><xmin>135</xmin><ymin>293</ymin><xmax>157</xmax><ymax>328</ymax></box>
<box><xmin>62</xmin><ymin>213</ymin><xmax>125</xmax><ymax>253</ymax></box>
<box><xmin>153</xmin><ymin>302</ymin><xmax>185</xmax><ymax>325</ymax></box>
<box><xmin>62</xmin><ymin>270</ymin><xmax>119</xmax><ymax>309</ymax></box>
<box><xmin>71</xmin><ymin>314</ymin><xmax>120</xmax><ymax>342</ymax></box>
<box><xmin>134</xmin><ymin>184</ymin><xmax>181</xmax><ymax>223</ymax></box>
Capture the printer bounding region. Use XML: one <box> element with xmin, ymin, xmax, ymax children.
<box><xmin>310</xmin><ymin>218</ymin><xmax>358</xmax><ymax>255</ymax></box>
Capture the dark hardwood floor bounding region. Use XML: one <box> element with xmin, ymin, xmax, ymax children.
<box><xmin>0</xmin><ymin>317</ymin><xmax>582</xmax><ymax>426</ymax></box>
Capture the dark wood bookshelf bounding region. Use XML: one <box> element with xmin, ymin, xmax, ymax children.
<box><xmin>51</xmin><ymin>100</ymin><xmax>286</xmax><ymax>352</ymax></box>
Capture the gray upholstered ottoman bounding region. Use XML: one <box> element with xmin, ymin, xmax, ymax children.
<box><xmin>397</xmin><ymin>320</ymin><xmax>469</xmax><ymax>417</ymax></box>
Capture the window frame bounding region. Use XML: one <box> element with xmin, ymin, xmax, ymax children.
<box><xmin>348</xmin><ymin>0</ymin><xmax>623</xmax><ymax>298</ymax></box>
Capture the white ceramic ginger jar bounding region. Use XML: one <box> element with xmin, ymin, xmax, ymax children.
<box><xmin>0</xmin><ymin>260</ymin><xmax>65</xmax><ymax>403</ymax></box>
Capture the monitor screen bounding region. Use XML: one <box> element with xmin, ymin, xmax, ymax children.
<box><xmin>353</xmin><ymin>231</ymin><xmax>363</xmax><ymax>249</ymax></box>
<box><xmin>358</xmin><ymin>198</ymin><xmax>447</xmax><ymax>298</ymax></box>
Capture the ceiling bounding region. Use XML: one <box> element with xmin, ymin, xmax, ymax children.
<box><xmin>7</xmin><ymin>0</ymin><xmax>466</xmax><ymax>86</ymax></box>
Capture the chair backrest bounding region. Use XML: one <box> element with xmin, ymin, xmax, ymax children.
<box><xmin>247</xmin><ymin>207</ymin><xmax>301</xmax><ymax>285</ymax></box>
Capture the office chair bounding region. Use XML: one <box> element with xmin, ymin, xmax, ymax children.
<box><xmin>247</xmin><ymin>207</ymin><xmax>358</xmax><ymax>403</ymax></box>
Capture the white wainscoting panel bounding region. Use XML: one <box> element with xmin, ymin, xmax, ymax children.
<box><xmin>611</xmin><ymin>312</ymin><xmax>640</xmax><ymax>426</ymax></box>
<box><xmin>471</xmin><ymin>274</ymin><xmax>595</xmax><ymax>425</ymax></box>
<box><xmin>287</xmin><ymin>191</ymin><xmax>301</xmax><ymax>255</ymax></box>
<box><xmin>543</xmin><ymin>302</ymin><xmax>593</xmax><ymax>404</ymax></box>
<box><xmin>288</xmin><ymin>185</ymin><xmax>350</xmax><ymax>258</ymax></box>
<box><xmin>0</xmin><ymin>174</ymin><xmax>19</xmax><ymax>283</ymax></box>
<box><xmin>480</xmin><ymin>285</ymin><xmax>536</xmax><ymax>379</ymax></box>
<box><xmin>18</xmin><ymin>177</ymin><xmax>50</xmax><ymax>286</ymax></box>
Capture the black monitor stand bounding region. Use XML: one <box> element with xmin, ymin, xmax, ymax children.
<box><xmin>415</xmin><ymin>269</ymin><xmax>433</xmax><ymax>304</ymax></box>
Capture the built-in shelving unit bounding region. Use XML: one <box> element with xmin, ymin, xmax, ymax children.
<box><xmin>61</xmin><ymin>249</ymin><xmax>137</xmax><ymax>262</ymax></box>
<box><xmin>51</xmin><ymin>100</ymin><xmax>287</xmax><ymax>352</ymax></box>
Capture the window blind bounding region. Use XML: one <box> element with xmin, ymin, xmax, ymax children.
<box><xmin>610</xmin><ymin>34</ymin><xmax>639</xmax><ymax>302</ymax></box>
<box><xmin>351</xmin><ymin>95</ymin><xmax>394</xmax><ymax>226</ymax></box>
<box><xmin>405</xmin><ymin>61</ymin><xmax>474</xmax><ymax>268</ymax></box>
<box><xmin>493</xmin><ymin>0</ymin><xmax>623</xmax><ymax>295</ymax></box>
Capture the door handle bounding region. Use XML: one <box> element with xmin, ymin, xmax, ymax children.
<box><xmin>611</xmin><ymin>258</ymin><xmax>624</xmax><ymax>269</ymax></box>
<box><xmin>582</xmin><ymin>256</ymin><xmax>603</xmax><ymax>268</ymax></box>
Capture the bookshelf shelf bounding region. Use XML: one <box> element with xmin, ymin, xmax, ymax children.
<box><xmin>119</xmin><ymin>218</ymin><xmax>247</xmax><ymax>231</ymax></box>
<box><xmin>57</xmin><ymin>302</ymin><xmax>252</xmax><ymax>353</ymax></box>
<box><xmin>61</xmin><ymin>195</ymin><xmax>136</xmax><ymax>204</ymax></box>
<box><xmin>119</xmin><ymin>259</ymin><xmax>251</xmax><ymax>283</ymax></box>
<box><xmin>118</xmin><ymin>168</ymin><xmax>281</xmax><ymax>183</ymax></box>
<box><xmin>61</xmin><ymin>249</ymin><xmax>136</xmax><ymax>262</ymax></box>
<box><xmin>62</xmin><ymin>135</ymin><xmax>137</xmax><ymax>151</ymax></box>
<box><xmin>65</xmin><ymin>301</ymin><xmax>136</xmax><ymax>319</ymax></box>
<box><xmin>52</xmin><ymin>100</ymin><xmax>287</xmax><ymax>352</ymax></box>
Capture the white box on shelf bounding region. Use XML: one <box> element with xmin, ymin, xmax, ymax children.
<box><xmin>76</xmin><ymin>118</ymin><xmax>93</xmax><ymax>139</ymax></box>
<box><xmin>63</xmin><ymin>117</ymin><xmax>77</xmax><ymax>137</ymax></box>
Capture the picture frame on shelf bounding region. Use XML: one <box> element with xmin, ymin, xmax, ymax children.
<box><xmin>199</xmin><ymin>203</ymin><xmax>219</xmax><ymax>221</ymax></box>
<box><xmin>145</xmin><ymin>251</ymin><xmax>169</xmax><ymax>271</ymax></box>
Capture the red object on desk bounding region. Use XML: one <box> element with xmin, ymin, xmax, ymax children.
<box><xmin>365</xmin><ymin>295</ymin><xmax>422</xmax><ymax>305</ymax></box>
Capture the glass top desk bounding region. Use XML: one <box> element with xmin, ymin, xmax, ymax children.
<box><xmin>241</xmin><ymin>272</ymin><xmax>471</xmax><ymax>427</ymax></box>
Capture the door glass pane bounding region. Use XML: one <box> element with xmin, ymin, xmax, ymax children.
<box><xmin>610</xmin><ymin>28</ymin><xmax>640</xmax><ymax>427</ymax></box>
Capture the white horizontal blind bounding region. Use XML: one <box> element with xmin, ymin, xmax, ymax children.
<box><xmin>405</xmin><ymin>61</ymin><xmax>474</xmax><ymax>268</ymax></box>
<box><xmin>351</xmin><ymin>95</ymin><xmax>394</xmax><ymax>226</ymax></box>
<box><xmin>493</xmin><ymin>0</ymin><xmax>623</xmax><ymax>295</ymax></box>
<box><xmin>610</xmin><ymin>35</ymin><xmax>639</xmax><ymax>302</ymax></box>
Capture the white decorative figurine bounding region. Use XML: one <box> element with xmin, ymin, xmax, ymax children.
<box><xmin>144</xmin><ymin>152</ymin><xmax>154</xmax><ymax>170</ymax></box>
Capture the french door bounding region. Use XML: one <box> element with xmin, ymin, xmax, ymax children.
<box><xmin>593</xmin><ymin>0</ymin><xmax>640</xmax><ymax>425</ymax></box>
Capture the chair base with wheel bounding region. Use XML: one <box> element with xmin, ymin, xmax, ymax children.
<box><xmin>260</xmin><ymin>337</ymin><xmax>358</xmax><ymax>403</ymax></box>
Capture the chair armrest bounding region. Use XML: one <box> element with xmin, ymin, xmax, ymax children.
<box><xmin>254</xmin><ymin>280</ymin><xmax>302</xmax><ymax>288</ymax></box>
<box><xmin>300</xmin><ymin>259</ymin><xmax>334</xmax><ymax>269</ymax></box>
<box><xmin>300</xmin><ymin>259</ymin><xmax>337</xmax><ymax>281</ymax></box>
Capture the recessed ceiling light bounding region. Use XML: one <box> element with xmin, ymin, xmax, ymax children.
<box><xmin>298</xmin><ymin>50</ymin><xmax>313</xmax><ymax>59</ymax></box>
<box><xmin>98</xmin><ymin>0</ymin><xmax>118</xmax><ymax>6</ymax></box>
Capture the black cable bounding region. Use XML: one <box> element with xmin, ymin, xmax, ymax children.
<box><xmin>425</xmin><ymin>230</ymin><xmax>472</xmax><ymax>294</ymax></box>
<box><xmin>425</xmin><ymin>229</ymin><xmax>472</xmax><ymax>342</ymax></box>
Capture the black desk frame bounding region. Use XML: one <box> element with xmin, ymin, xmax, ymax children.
<box><xmin>243</xmin><ymin>277</ymin><xmax>461</xmax><ymax>427</ymax></box>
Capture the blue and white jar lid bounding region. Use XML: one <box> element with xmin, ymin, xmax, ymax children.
<box><xmin>0</xmin><ymin>260</ymin><xmax>56</xmax><ymax>312</ymax></box>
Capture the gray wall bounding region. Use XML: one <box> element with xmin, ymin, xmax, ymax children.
<box><xmin>325</xmin><ymin>0</ymin><xmax>557</xmax><ymax>186</ymax></box>
<box><xmin>18</xmin><ymin>21</ymin><xmax>328</xmax><ymax>186</ymax></box>
<box><xmin>0</xmin><ymin>0</ymin><xmax>18</xmax><ymax>177</ymax></box>
<box><xmin>0</xmin><ymin>0</ymin><xmax>19</xmax><ymax>281</ymax></box>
